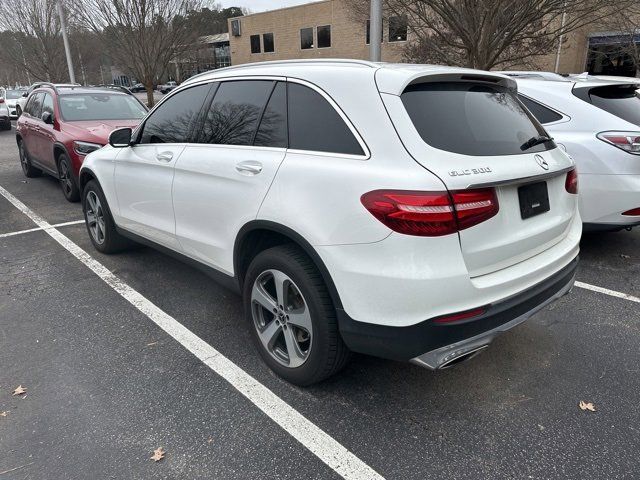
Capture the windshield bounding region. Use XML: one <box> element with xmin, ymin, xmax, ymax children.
<box><xmin>59</xmin><ymin>93</ymin><xmax>147</xmax><ymax>121</ymax></box>
<box><xmin>5</xmin><ymin>90</ymin><xmax>24</xmax><ymax>99</ymax></box>
<box><xmin>401</xmin><ymin>82</ymin><xmax>553</xmax><ymax>156</ymax></box>
<box><xmin>588</xmin><ymin>85</ymin><xmax>640</xmax><ymax>126</ymax></box>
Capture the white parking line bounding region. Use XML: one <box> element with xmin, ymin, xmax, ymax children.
<box><xmin>575</xmin><ymin>281</ymin><xmax>640</xmax><ymax>304</ymax></box>
<box><xmin>0</xmin><ymin>184</ymin><xmax>384</xmax><ymax>480</ymax></box>
<box><xmin>0</xmin><ymin>219</ymin><xmax>84</xmax><ymax>238</ymax></box>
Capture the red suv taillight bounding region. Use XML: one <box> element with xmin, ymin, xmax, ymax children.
<box><xmin>565</xmin><ymin>168</ymin><xmax>578</xmax><ymax>194</ymax></box>
<box><xmin>0</xmin><ymin>98</ymin><xmax>4</xmax><ymax>104</ymax></box>
<box><xmin>360</xmin><ymin>188</ymin><xmax>499</xmax><ymax>237</ymax></box>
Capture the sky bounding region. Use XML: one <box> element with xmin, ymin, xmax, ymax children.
<box><xmin>218</xmin><ymin>0</ymin><xmax>314</xmax><ymax>13</ymax></box>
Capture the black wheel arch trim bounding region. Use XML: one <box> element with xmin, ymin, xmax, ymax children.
<box><xmin>234</xmin><ymin>220</ymin><xmax>344</xmax><ymax>310</ymax></box>
<box><xmin>53</xmin><ymin>142</ymin><xmax>77</xmax><ymax>180</ymax></box>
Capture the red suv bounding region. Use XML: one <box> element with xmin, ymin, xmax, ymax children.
<box><xmin>16</xmin><ymin>84</ymin><xmax>147</xmax><ymax>201</ymax></box>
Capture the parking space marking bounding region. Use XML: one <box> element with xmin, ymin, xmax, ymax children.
<box><xmin>0</xmin><ymin>219</ymin><xmax>84</xmax><ymax>238</ymax></box>
<box><xmin>0</xmin><ymin>183</ymin><xmax>384</xmax><ymax>480</ymax></box>
<box><xmin>575</xmin><ymin>281</ymin><xmax>640</xmax><ymax>304</ymax></box>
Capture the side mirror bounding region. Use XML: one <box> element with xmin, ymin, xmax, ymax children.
<box><xmin>21</xmin><ymin>92</ymin><xmax>28</xmax><ymax>98</ymax></box>
<box><xmin>41</xmin><ymin>111</ymin><xmax>53</xmax><ymax>125</ymax></box>
<box><xmin>109</xmin><ymin>127</ymin><xmax>132</xmax><ymax>148</ymax></box>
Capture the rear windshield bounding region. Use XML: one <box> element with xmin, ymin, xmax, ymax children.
<box><xmin>588</xmin><ymin>85</ymin><xmax>640</xmax><ymax>126</ymax></box>
<box><xmin>59</xmin><ymin>93</ymin><xmax>147</xmax><ymax>121</ymax></box>
<box><xmin>401</xmin><ymin>82</ymin><xmax>553</xmax><ymax>156</ymax></box>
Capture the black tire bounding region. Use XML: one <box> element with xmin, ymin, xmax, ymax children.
<box><xmin>82</xmin><ymin>180</ymin><xmax>132</xmax><ymax>254</ymax></box>
<box><xmin>17</xmin><ymin>139</ymin><xmax>41</xmax><ymax>178</ymax></box>
<box><xmin>57</xmin><ymin>153</ymin><xmax>80</xmax><ymax>202</ymax></box>
<box><xmin>243</xmin><ymin>245</ymin><xmax>350</xmax><ymax>386</ymax></box>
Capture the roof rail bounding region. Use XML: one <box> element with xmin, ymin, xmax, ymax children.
<box><xmin>95</xmin><ymin>84</ymin><xmax>134</xmax><ymax>95</ymax></box>
<box><xmin>185</xmin><ymin>58</ymin><xmax>379</xmax><ymax>83</ymax></box>
<box><xmin>32</xmin><ymin>82</ymin><xmax>82</xmax><ymax>93</ymax></box>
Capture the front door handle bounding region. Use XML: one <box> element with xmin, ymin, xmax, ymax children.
<box><xmin>156</xmin><ymin>151</ymin><xmax>174</xmax><ymax>162</ymax></box>
<box><xmin>235</xmin><ymin>161</ymin><xmax>263</xmax><ymax>175</ymax></box>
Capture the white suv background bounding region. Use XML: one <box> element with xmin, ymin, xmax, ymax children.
<box><xmin>79</xmin><ymin>60</ymin><xmax>581</xmax><ymax>385</ymax></box>
<box><xmin>513</xmin><ymin>76</ymin><xmax>640</xmax><ymax>230</ymax></box>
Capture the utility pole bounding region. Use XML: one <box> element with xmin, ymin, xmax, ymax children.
<box><xmin>554</xmin><ymin>1</ymin><xmax>567</xmax><ymax>73</ymax></box>
<box><xmin>18</xmin><ymin>42</ymin><xmax>31</xmax><ymax>85</ymax></box>
<box><xmin>57</xmin><ymin>0</ymin><xmax>76</xmax><ymax>83</ymax></box>
<box><xmin>369</xmin><ymin>0</ymin><xmax>382</xmax><ymax>62</ymax></box>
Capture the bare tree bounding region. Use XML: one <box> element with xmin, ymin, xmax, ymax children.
<box><xmin>0</xmin><ymin>0</ymin><xmax>68</xmax><ymax>82</ymax></box>
<box><xmin>348</xmin><ymin>0</ymin><xmax>635</xmax><ymax>70</ymax></box>
<box><xmin>73</xmin><ymin>0</ymin><xmax>212</xmax><ymax>106</ymax></box>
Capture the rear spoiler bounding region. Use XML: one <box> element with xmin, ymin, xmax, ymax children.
<box><xmin>572</xmin><ymin>82</ymin><xmax>639</xmax><ymax>103</ymax></box>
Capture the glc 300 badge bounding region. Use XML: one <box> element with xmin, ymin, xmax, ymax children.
<box><xmin>448</xmin><ymin>167</ymin><xmax>492</xmax><ymax>177</ymax></box>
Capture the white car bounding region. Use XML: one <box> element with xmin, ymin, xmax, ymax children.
<box><xmin>0</xmin><ymin>89</ymin><xmax>10</xmax><ymax>130</ymax></box>
<box><xmin>513</xmin><ymin>76</ymin><xmax>640</xmax><ymax>230</ymax></box>
<box><xmin>4</xmin><ymin>89</ymin><xmax>24</xmax><ymax>119</ymax></box>
<box><xmin>79</xmin><ymin>60</ymin><xmax>581</xmax><ymax>385</ymax></box>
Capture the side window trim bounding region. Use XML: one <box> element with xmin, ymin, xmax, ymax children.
<box><xmin>191</xmin><ymin>82</ymin><xmax>220</xmax><ymax>144</ymax></box>
<box><xmin>285</xmin><ymin>77</ymin><xmax>370</xmax><ymax>159</ymax></box>
<box><xmin>518</xmin><ymin>93</ymin><xmax>569</xmax><ymax>125</ymax></box>
<box><xmin>250</xmin><ymin>81</ymin><xmax>279</xmax><ymax>146</ymax></box>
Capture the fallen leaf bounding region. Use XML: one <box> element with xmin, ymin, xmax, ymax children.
<box><xmin>207</xmin><ymin>437</ymin><xmax>213</xmax><ymax>444</ymax></box>
<box><xmin>12</xmin><ymin>386</ymin><xmax>26</xmax><ymax>396</ymax></box>
<box><xmin>621</xmin><ymin>254</ymin><xmax>631</xmax><ymax>259</ymax></box>
<box><xmin>0</xmin><ymin>411</ymin><xmax>8</xmax><ymax>417</ymax></box>
<box><xmin>579</xmin><ymin>400</ymin><xmax>596</xmax><ymax>412</ymax></box>
<box><xmin>151</xmin><ymin>447</ymin><xmax>165</xmax><ymax>462</ymax></box>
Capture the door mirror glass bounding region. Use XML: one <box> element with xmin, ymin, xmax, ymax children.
<box><xmin>21</xmin><ymin>92</ymin><xmax>28</xmax><ymax>98</ymax></box>
<box><xmin>109</xmin><ymin>127</ymin><xmax>132</xmax><ymax>148</ymax></box>
<box><xmin>41</xmin><ymin>111</ymin><xmax>53</xmax><ymax>125</ymax></box>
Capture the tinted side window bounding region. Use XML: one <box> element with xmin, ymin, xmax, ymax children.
<box><xmin>254</xmin><ymin>82</ymin><xmax>287</xmax><ymax>148</ymax></box>
<box><xmin>140</xmin><ymin>84</ymin><xmax>210</xmax><ymax>144</ymax></box>
<box><xmin>288</xmin><ymin>83</ymin><xmax>364</xmax><ymax>155</ymax></box>
<box><xmin>198</xmin><ymin>80</ymin><xmax>274</xmax><ymax>146</ymax></box>
<box><xmin>42</xmin><ymin>93</ymin><xmax>55</xmax><ymax>118</ymax></box>
<box><xmin>402</xmin><ymin>82</ymin><xmax>552</xmax><ymax>156</ymax></box>
<box><xmin>519</xmin><ymin>95</ymin><xmax>563</xmax><ymax>124</ymax></box>
<box><xmin>28</xmin><ymin>93</ymin><xmax>44</xmax><ymax>118</ymax></box>
<box><xmin>588</xmin><ymin>85</ymin><xmax>640</xmax><ymax>126</ymax></box>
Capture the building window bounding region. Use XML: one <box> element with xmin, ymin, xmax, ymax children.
<box><xmin>389</xmin><ymin>16</ymin><xmax>408</xmax><ymax>42</ymax></box>
<box><xmin>317</xmin><ymin>25</ymin><xmax>331</xmax><ymax>48</ymax></box>
<box><xmin>263</xmin><ymin>33</ymin><xmax>275</xmax><ymax>53</ymax></box>
<box><xmin>300</xmin><ymin>27</ymin><xmax>314</xmax><ymax>49</ymax></box>
<box><xmin>366</xmin><ymin>20</ymin><xmax>383</xmax><ymax>45</ymax></box>
<box><xmin>250</xmin><ymin>34</ymin><xmax>261</xmax><ymax>54</ymax></box>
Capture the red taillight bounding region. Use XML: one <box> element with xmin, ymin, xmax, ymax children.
<box><xmin>597</xmin><ymin>131</ymin><xmax>640</xmax><ymax>154</ymax></box>
<box><xmin>565</xmin><ymin>168</ymin><xmax>578</xmax><ymax>194</ymax></box>
<box><xmin>0</xmin><ymin>98</ymin><xmax>4</xmax><ymax>104</ymax></box>
<box><xmin>360</xmin><ymin>188</ymin><xmax>499</xmax><ymax>236</ymax></box>
<box><xmin>622</xmin><ymin>207</ymin><xmax>640</xmax><ymax>216</ymax></box>
<box><xmin>433</xmin><ymin>307</ymin><xmax>486</xmax><ymax>324</ymax></box>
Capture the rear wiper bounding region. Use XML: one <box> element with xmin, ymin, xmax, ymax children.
<box><xmin>520</xmin><ymin>135</ymin><xmax>554</xmax><ymax>151</ymax></box>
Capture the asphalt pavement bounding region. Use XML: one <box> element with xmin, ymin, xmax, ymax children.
<box><xmin>0</xmin><ymin>121</ymin><xmax>639</xmax><ymax>479</ymax></box>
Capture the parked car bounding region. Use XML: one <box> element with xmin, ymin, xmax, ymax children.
<box><xmin>15</xmin><ymin>82</ymin><xmax>80</xmax><ymax>117</ymax></box>
<box><xmin>158</xmin><ymin>81</ymin><xmax>178</xmax><ymax>94</ymax></box>
<box><xmin>4</xmin><ymin>88</ymin><xmax>26</xmax><ymax>118</ymax></box>
<box><xmin>79</xmin><ymin>60</ymin><xmax>581</xmax><ymax>385</ymax></box>
<box><xmin>0</xmin><ymin>89</ymin><xmax>10</xmax><ymax>130</ymax></box>
<box><xmin>512</xmin><ymin>75</ymin><xmax>640</xmax><ymax>230</ymax></box>
<box><xmin>16</xmin><ymin>83</ymin><xmax>148</xmax><ymax>201</ymax></box>
<box><xmin>130</xmin><ymin>83</ymin><xmax>146</xmax><ymax>92</ymax></box>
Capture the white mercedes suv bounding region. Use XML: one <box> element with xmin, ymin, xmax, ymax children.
<box><xmin>79</xmin><ymin>60</ymin><xmax>581</xmax><ymax>385</ymax></box>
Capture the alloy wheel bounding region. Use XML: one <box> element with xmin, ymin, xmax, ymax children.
<box><xmin>251</xmin><ymin>269</ymin><xmax>313</xmax><ymax>368</ymax></box>
<box><xmin>85</xmin><ymin>191</ymin><xmax>106</xmax><ymax>245</ymax></box>
<box><xmin>19</xmin><ymin>143</ymin><xmax>28</xmax><ymax>174</ymax></box>
<box><xmin>59</xmin><ymin>159</ymin><xmax>74</xmax><ymax>197</ymax></box>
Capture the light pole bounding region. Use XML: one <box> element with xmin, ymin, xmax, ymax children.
<box><xmin>56</xmin><ymin>0</ymin><xmax>76</xmax><ymax>83</ymax></box>
<box><xmin>554</xmin><ymin>1</ymin><xmax>567</xmax><ymax>73</ymax></box>
<box><xmin>369</xmin><ymin>0</ymin><xmax>382</xmax><ymax>62</ymax></box>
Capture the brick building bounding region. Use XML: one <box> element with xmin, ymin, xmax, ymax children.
<box><xmin>227</xmin><ymin>0</ymin><xmax>640</xmax><ymax>77</ymax></box>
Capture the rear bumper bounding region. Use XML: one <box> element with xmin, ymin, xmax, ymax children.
<box><xmin>337</xmin><ymin>256</ymin><xmax>578</xmax><ymax>363</ymax></box>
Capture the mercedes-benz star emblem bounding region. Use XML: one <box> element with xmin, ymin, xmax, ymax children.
<box><xmin>535</xmin><ymin>155</ymin><xmax>549</xmax><ymax>170</ymax></box>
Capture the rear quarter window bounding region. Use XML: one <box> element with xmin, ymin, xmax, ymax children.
<box><xmin>401</xmin><ymin>82</ymin><xmax>553</xmax><ymax>156</ymax></box>
<box><xmin>518</xmin><ymin>95</ymin><xmax>564</xmax><ymax>124</ymax></box>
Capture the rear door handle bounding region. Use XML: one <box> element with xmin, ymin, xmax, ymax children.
<box><xmin>156</xmin><ymin>151</ymin><xmax>174</xmax><ymax>162</ymax></box>
<box><xmin>235</xmin><ymin>161</ymin><xmax>263</xmax><ymax>175</ymax></box>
